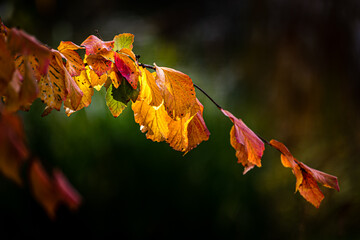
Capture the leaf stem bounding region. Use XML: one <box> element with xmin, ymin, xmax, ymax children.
<box><xmin>193</xmin><ymin>83</ymin><xmax>222</xmax><ymax>110</ymax></box>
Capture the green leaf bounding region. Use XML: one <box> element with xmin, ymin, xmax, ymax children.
<box><xmin>105</xmin><ymin>78</ymin><xmax>139</xmax><ymax>117</ymax></box>
<box><xmin>106</xmin><ymin>84</ymin><xmax>127</xmax><ymax>118</ymax></box>
<box><xmin>113</xmin><ymin>33</ymin><xmax>134</xmax><ymax>52</ymax></box>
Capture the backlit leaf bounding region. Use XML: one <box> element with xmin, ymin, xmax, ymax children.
<box><xmin>221</xmin><ymin>109</ymin><xmax>265</xmax><ymax>174</ymax></box>
<box><xmin>86</xmin><ymin>54</ymin><xmax>112</xmax><ymax>77</ymax></box>
<box><xmin>106</xmin><ymin>83</ymin><xmax>131</xmax><ymax>118</ymax></box>
<box><xmin>185</xmin><ymin>99</ymin><xmax>210</xmax><ymax>153</ymax></box>
<box><xmin>114</xmin><ymin>52</ymin><xmax>139</xmax><ymax>89</ymax></box>
<box><xmin>132</xmin><ymin>101</ymin><xmax>171</xmax><ymax>142</ymax></box>
<box><xmin>64</xmin><ymin>70</ymin><xmax>94</xmax><ymax>116</ymax></box>
<box><xmin>155</xmin><ymin>65</ymin><xmax>197</xmax><ymax>119</ymax></box>
<box><xmin>81</xmin><ymin>35</ymin><xmax>114</xmax><ymax>55</ymax></box>
<box><xmin>57</xmin><ymin>41</ymin><xmax>85</xmax><ymax>77</ymax></box>
<box><xmin>113</xmin><ymin>33</ymin><xmax>134</xmax><ymax>51</ymax></box>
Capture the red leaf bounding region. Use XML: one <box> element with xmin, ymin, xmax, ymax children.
<box><xmin>81</xmin><ymin>35</ymin><xmax>114</xmax><ymax>55</ymax></box>
<box><xmin>114</xmin><ymin>52</ymin><xmax>139</xmax><ymax>89</ymax></box>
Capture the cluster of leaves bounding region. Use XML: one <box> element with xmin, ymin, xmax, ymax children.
<box><xmin>0</xmin><ymin>19</ymin><xmax>339</xmax><ymax>218</ymax></box>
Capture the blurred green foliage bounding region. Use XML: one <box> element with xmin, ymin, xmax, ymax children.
<box><xmin>0</xmin><ymin>0</ymin><xmax>359</xmax><ymax>239</ymax></box>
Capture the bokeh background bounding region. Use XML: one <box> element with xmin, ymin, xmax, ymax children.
<box><xmin>1</xmin><ymin>0</ymin><xmax>359</xmax><ymax>239</ymax></box>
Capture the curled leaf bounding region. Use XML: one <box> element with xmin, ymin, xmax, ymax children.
<box><xmin>221</xmin><ymin>109</ymin><xmax>265</xmax><ymax>174</ymax></box>
<box><xmin>270</xmin><ymin>139</ymin><xmax>339</xmax><ymax>208</ymax></box>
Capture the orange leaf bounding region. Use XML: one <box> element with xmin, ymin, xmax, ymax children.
<box><xmin>185</xmin><ymin>99</ymin><xmax>210</xmax><ymax>153</ymax></box>
<box><xmin>86</xmin><ymin>54</ymin><xmax>112</xmax><ymax>77</ymax></box>
<box><xmin>57</xmin><ymin>41</ymin><xmax>85</xmax><ymax>77</ymax></box>
<box><xmin>221</xmin><ymin>109</ymin><xmax>265</xmax><ymax>174</ymax></box>
<box><xmin>86</xmin><ymin>67</ymin><xmax>108</xmax><ymax>91</ymax></box>
<box><xmin>269</xmin><ymin>139</ymin><xmax>339</xmax><ymax>208</ymax></box>
<box><xmin>155</xmin><ymin>65</ymin><xmax>197</xmax><ymax>119</ymax></box>
<box><xmin>114</xmin><ymin>52</ymin><xmax>139</xmax><ymax>89</ymax></box>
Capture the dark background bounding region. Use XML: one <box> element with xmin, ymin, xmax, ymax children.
<box><xmin>0</xmin><ymin>0</ymin><xmax>359</xmax><ymax>239</ymax></box>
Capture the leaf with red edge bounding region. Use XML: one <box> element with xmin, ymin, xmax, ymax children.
<box><xmin>221</xmin><ymin>109</ymin><xmax>265</xmax><ymax>174</ymax></box>
<box><xmin>269</xmin><ymin>139</ymin><xmax>340</xmax><ymax>208</ymax></box>
<box><xmin>29</xmin><ymin>159</ymin><xmax>81</xmax><ymax>219</ymax></box>
<box><xmin>57</xmin><ymin>41</ymin><xmax>85</xmax><ymax>77</ymax></box>
<box><xmin>81</xmin><ymin>35</ymin><xmax>114</xmax><ymax>55</ymax></box>
<box><xmin>155</xmin><ymin>65</ymin><xmax>197</xmax><ymax>119</ymax></box>
<box><xmin>0</xmin><ymin>112</ymin><xmax>29</xmax><ymax>185</ymax></box>
<box><xmin>114</xmin><ymin>51</ymin><xmax>139</xmax><ymax>89</ymax></box>
<box><xmin>7</xmin><ymin>28</ymin><xmax>50</xmax><ymax>75</ymax></box>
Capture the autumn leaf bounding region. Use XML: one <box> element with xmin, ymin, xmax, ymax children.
<box><xmin>269</xmin><ymin>139</ymin><xmax>340</xmax><ymax>208</ymax></box>
<box><xmin>38</xmin><ymin>50</ymin><xmax>83</xmax><ymax>113</ymax></box>
<box><xmin>221</xmin><ymin>109</ymin><xmax>265</xmax><ymax>174</ymax></box>
<box><xmin>132</xmin><ymin>101</ymin><xmax>171</xmax><ymax>142</ymax></box>
<box><xmin>185</xmin><ymin>99</ymin><xmax>210</xmax><ymax>153</ymax></box>
<box><xmin>7</xmin><ymin>28</ymin><xmax>50</xmax><ymax>75</ymax></box>
<box><xmin>155</xmin><ymin>65</ymin><xmax>197</xmax><ymax>119</ymax></box>
<box><xmin>113</xmin><ymin>33</ymin><xmax>134</xmax><ymax>51</ymax></box>
<box><xmin>0</xmin><ymin>112</ymin><xmax>29</xmax><ymax>185</ymax></box>
<box><xmin>137</xmin><ymin>67</ymin><xmax>162</xmax><ymax>107</ymax></box>
<box><xmin>81</xmin><ymin>35</ymin><xmax>114</xmax><ymax>55</ymax></box>
<box><xmin>29</xmin><ymin>159</ymin><xmax>81</xmax><ymax>219</ymax></box>
<box><xmin>57</xmin><ymin>41</ymin><xmax>85</xmax><ymax>77</ymax></box>
<box><xmin>86</xmin><ymin>67</ymin><xmax>108</xmax><ymax>91</ymax></box>
<box><xmin>64</xmin><ymin>70</ymin><xmax>94</xmax><ymax>116</ymax></box>
<box><xmin>106</xmin><ymin>79</ymin><xmax>139</xmax><ymax>118</ymax></box>
<box><xmin>114</xmin><ymin>51</ymin><xmax>139</xmax><ymax>89</ymax></box>
<box><xmin>85</xmin><ymin>54</ymin><xmax>112</xmax><ymax>77</ymax></box>
<box><xmin>132</xmin><ymin>67</ymin><xmax>170</xmax><ymax>142</ymax></box>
